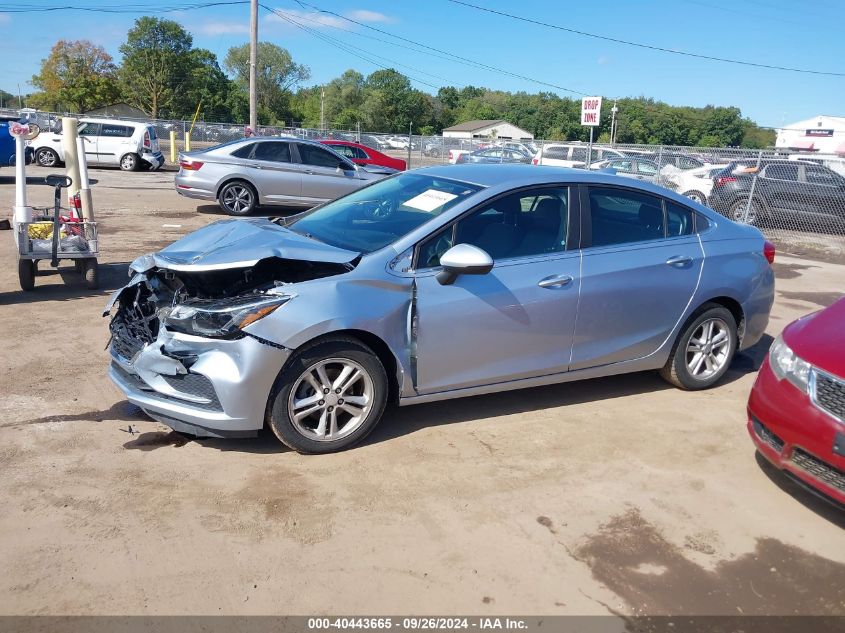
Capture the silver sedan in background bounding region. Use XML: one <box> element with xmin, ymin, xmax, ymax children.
<box><xmin>175</xmin><ymin>137</ymin><xmax>391</xmax><ymax>215</ymax></box>
<box><xmin>108</xmin><ymin>165</ymin><xmax>775</xmax><ymax>454</ymax></box>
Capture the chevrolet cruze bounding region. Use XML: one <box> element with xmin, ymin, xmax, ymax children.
<box><xmin>106</xmin><ymin>165</ymin><xmax>775</xmax><ymax>453</ymax></box>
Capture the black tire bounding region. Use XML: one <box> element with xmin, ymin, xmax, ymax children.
<box><xmin>430</xmin><ymin>148</ymin><xmax>441</xmax><ymax>158</ymax></box>
<box><xmin>18</xmin><ymin>259</ymin><xmax>35</xmax><ymax>291</ymax></box>
<box><xmin>267</xmin><ymin>337</ymin><xmax>388</xmax><ymax>454</ymax></box>
<box><xmin>119</xmin><ymin>153</ymin><xmax>139</xmax><ymax>171</ymax></box>
<box><xmin>218</xmin><ymin>180</ymin><xmax>257</xmax><ymax>216</ymax></box>
<box><xmin>660</xmin><ymin>303</ymin><xmax>738</xmax><ymax>390</ymax></box>
<box><xmin>74</xmin><ymin>259</ymin><xmax>84</xmax><ymax>273</ymax></box>
<box><xmin>729</xmin><ymin>197</ymin><xmax>765</xmax><ymax>226</ymax></box>
<box><xmin>36</xmin><ymin>147</ymin><xmax>60</xmax><ymax>168</ymax></box>
<box><xmin>83</xmin><ymin>258</ymin><xmax>98</xmax><ymax>289</ymax></box>
<box><xmin>682</xmin><ymin>190</ymin><xmax>707</xmax><ymax>205</ymax></box>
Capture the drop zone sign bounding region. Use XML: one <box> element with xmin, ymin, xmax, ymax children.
<box><xmin>581</xmin><ymin>97</ymin><xmax>602</xmax><ymax>126</ymax></box>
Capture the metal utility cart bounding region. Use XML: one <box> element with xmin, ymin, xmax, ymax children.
<box><xmin>16</xmin><ymin>174</ymin><xmax>99</xmax><ymax>291</ymax></box>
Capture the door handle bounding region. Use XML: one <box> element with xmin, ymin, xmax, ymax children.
<box><xmin>305</xmin><ymin>169</ymin><xmax>314</xmax><ymax>175</ymax></box>
<box><xmin>538</xmin><ymin>274</ymin><xmax>574</xmax><ymax>289</ymax></box>
<box><xmin>249</xmin><ymin>163</ymin><xmax>263</xmax><ymax>169</ymax></box>
<box><xmin>665</xmin><ymin>255</ymin><xmax>693</xmax><ymax>267</ymax></box>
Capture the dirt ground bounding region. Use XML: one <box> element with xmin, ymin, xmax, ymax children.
<box><xmin>0</xmin><ymin>166</ymin><xmax>843</xmax><ymax>617</ymax></box>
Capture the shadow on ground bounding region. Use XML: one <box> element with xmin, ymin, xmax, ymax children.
<box><xmin>0</xmin><ymin>261</ymin><xmax>128</xmax><ymax>305</ymax></box>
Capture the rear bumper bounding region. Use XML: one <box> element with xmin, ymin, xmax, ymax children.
<box><xmin>747</xmin><ymin>358</ymin><xmax>845</xmax><ymax>506</ymax></box>
<box><xmin>175</xmin><ymin>175</ymin><xmax>216</xmax><ymax>200</ymax></box>
<box><xmin>141</xmin><ymin>151</ymin><xmax>165</xmax><ymax>169</ymax></box>
<box><xmin>108</xmin><ymin>330</ymin><xmax>290</xmax><ymax>437</ymax></box>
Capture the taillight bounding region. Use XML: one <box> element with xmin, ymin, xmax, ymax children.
<box><xmin>763</xmin><ymin>240</ymin><xmax>776</xmax><ymax>264</ymax></box>
<box><xmin>448</xmin><ymin>150</ymin><xmax>454</xmax><ymax>160</ymax></box>
<box><xmin>714</xmin><ymin>176</ymin><xmax>736</xmax><ymax>187</ymax></box>
<box><xmin>143</xmin><ymin>130</ymin><xmax>151</xmax><ymax>150</ymax></box>
<box><xmin>532</xmin><ymin>158</ymin><xmax>539</xmax><ymax>165</ymax></box>
<box><xmin>179</xmin><ymin>159</ymin><xmax>203</xmax><ymax>171</ymax></box>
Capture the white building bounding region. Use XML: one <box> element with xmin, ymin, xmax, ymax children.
<box><xmin>776</xmin><ymin>115</ymin><xmax>845</xmax><ymax>154</ymax></box>
<box><xmin>442</xmin><ymin>119</ymin><xmax>534</xmax><ymax>141</ymax></box>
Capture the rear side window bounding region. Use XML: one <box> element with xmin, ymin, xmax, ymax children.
<box><xmin>100</xmin><ymin>124</ymin><xmax>132</xmax><ymax>137</ymax></box>
<box><xmin>763</xmin><ymin>163</ymin><xmax>799</xmax><ymax>181</ymax></box>
<box><xmin>637</xmin><ymin>161</ymin><xmax>657</xmax><ymax>176</ymax></box>
<box><xmin>804</xmin><ymin>165</ymin><xmax>840</xmax><ymax>186</ymax></box>
<box><xmin>298</xmin><ymin>143</ymin><xmax>343</xmax><ymax>168</ymax></box>
<box><xmin>588</xmin><ymin>187</ymin><xmax>665</xmax><ymax>247</ymax></box>
<box><xmin>665</xmin><ymin>201</ymin><xmax>695</xmax><ymax>237</ymax></box>
<box><xmin>231</xmin><ymin>143</ymin><xmax>256</xmax><ymax>159</ymax></box>
<box><xmin>254</xmin><ymin>141</ymin><xmax>291</xmax><ymax>163</ymax></box>
<box><xmin>330</xmin><ymin>144</ymin><xmax>356</xmax><ymax>159</ymax></box>
<box><xmin>543</xmin><ymin>147</ymin><xmax>569</xmax><ymax>160</ymax></box>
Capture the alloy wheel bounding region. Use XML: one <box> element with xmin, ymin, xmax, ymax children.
<box><xmin>685</xmin><ymin>318</ymin><xmax>731</xmax><ymax>380</ymax></box>
<box><xmin>222</xmin><ymin>185</ymin><xmax>253</xmax><ymax>214</ymax></box>
<box><xmin>287</xmin><ymin>358</ymin><xmax>374</xmax><ymax>442</ymax></box>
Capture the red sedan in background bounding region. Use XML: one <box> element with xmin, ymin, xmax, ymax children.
<box><xmin>748</xmin><ymin>296</ymin><xmax>845</xmax><ymax>506</ymax></box>
<box><xmin>320</xmin><ymin>140</ymin><xmax>406</xmax><ymax>171</ymax></box>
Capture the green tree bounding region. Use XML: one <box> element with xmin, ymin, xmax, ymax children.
<box><xmin>225</xmin><ymin>42</ymin><xmax>309</xmax><ymax>124</ymax></box>
<box><xmin>30</xmin><ymin>40</ymin><xmax>120</xmax><ymax>112</ymax></box>
<box><xmin>179</xmin><ymin>48</ymin><xmax>234</xmax><ymax>122</ymax></box>
<box><xmin>119</xmin><ymin>17</ymin><xmax>195</xmax><ymax>118</ymax></box>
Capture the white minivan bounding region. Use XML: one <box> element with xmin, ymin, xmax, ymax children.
<box><xmin>30</xmin><ymin>118</ymin><xmax>164</xmax><ymax>171</ymax></box>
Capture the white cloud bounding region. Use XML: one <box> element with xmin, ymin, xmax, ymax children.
<box><xmin>265</xmin><ymin>9</ymin><xmax>348</xmax><ymax>30</ymax></box>
<box><xmin>264</xmin><ymin>7</ymin><xmax>394</xmax><ymax>31</ymax></box>
<box><xmin>345</xmin><ymin>9</ymin><xmax>392</xmax><ymax>23</ymax></box>
<box><xmin>194</xmin><ymin>21</ymin><xmax>250</xmax><ymax>36</ymax></box>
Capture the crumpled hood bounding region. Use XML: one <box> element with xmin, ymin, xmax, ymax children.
<box><xmin>148</xmin><ymin>218</ymin><xmax>359</xmax><ymax>271</ymax></box>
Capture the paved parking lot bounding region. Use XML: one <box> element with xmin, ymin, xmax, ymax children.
<box><xmin>1</xmin><ymin>167</ymin><xmax>843</xmax><ymax>616</ymax></box>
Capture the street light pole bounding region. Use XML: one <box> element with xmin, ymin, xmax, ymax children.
<box><xmin>249</xmin><ymin>0</ymin><xmax>258</xmax><ymax>134</ymax></box>
<box><xmin>610</xmin><ymin>100</ymin><xmax>618</xmax><ymax>146</ymax></box>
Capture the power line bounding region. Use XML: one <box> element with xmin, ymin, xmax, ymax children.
<box><xmin>444</xmin><ymin>0</ymin><xmax>845</xmax><ymax>77</ymax></box>
<box><xmin>0</xmin><ymin>1</ymin><xmax>248</xmax><ymax>13</ymax></box>
<box><xmin>262</xmin><ymin>5</ymin><xmax>444</xmax><ymax>90</ymax></box>
<box><xmin>289</xmin><ymin>0</ymin><xmax>589</xmax><ymax>96</ymax></box>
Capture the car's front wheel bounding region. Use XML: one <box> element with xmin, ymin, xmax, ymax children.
<box><xmin>268</xmin><ymin>337</ymin><xmax>388</xmax><ymax>453</ymax></box>
<box><xmin>218</xmin><ymin>180</ymin><xmax>256</xmax><ymax>216</ymax></box>
<box><xmin>660</xmin><ymin>304</ymin><xmax>737</xmax><ymax>390</ymax></box>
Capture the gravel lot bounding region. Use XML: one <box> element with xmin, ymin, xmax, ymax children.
<box><xmin>0</xmin><ymin>166</ymin><xmax>843</xmax><ymax>617</ymax></box>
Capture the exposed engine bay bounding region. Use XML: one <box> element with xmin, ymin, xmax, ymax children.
<box><xmin>106</xmin><ymin>256</ymin><xmax>356</xmax><ymax>360</ymax></box>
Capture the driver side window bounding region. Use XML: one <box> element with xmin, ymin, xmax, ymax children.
<box><xmin>416</xmin><ymin>188</ymin><xmax>569</xmax><ymax>269</ymax></box>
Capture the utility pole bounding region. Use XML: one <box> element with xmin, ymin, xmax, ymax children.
<box><xmin>320</xmin><ymin>87</ymin><xmax>325</xmax><ymax>132</ymax></box>
<box><xmin>17</xmin><ymin>83</ymin><xmax>23</xmax><ymax>109</ymax></box>
<box><xmin>610</xmin><ymin>100</ymin><xmax>618</xmax><ymax>146</ymax></box>
<box><xmin>249</xmin><ymin>0</ymin><xmax>258</xmax><ymax>134</ymax></box>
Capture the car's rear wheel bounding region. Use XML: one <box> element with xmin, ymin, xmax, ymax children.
<box><xmin>268</xmin><ymin>338</ymin><xmax>388</xmax><ymax>454</ymax></box>
<box><xmin>120</xmin><ymin>153</ymin><xmax>139</xmax><ymax>171</ymax></box>
<box><xmin>218</xmin><ymin>181</ymin><xmax>256</xmax><ymax>216</ymax></box>
<box><xmin>36</xmin><ymin>148</ymin><xmax>59</xmax><ymax>168</ymax></box>
<box><xmin>682</xmin><ymin>190</ymin><xmax>706</xmax><ymax>205</ymax></box>
<box><xmin>660</xmin><ymin>304</ymin><xmax>737</xmax><ymax>390</ymax></box>
<box><xmin>729</xmin><ymin>198</ymin><xmax>763</xmax><ymax>225</ymax></box>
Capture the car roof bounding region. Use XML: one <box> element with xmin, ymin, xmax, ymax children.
<box><xmin>79</xmin><ymin>118</ymin><xmax>151</xmax><ymax>127</ymax></box>
<box><xmin>413</xmin><ymin>163</ymin><xmax>696</xmax><ymax>194</ymax></box>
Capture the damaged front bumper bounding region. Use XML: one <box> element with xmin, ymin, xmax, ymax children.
<box><xmin>109</xmin><ymin>328</ymin><xmax>289</xmax><ymax>438</ymax></box>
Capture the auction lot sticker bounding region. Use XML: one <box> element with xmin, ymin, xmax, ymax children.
<box><xmin>403</xmin><ymin>189</ymin><xmax>458</xmax><ymax>212</ymax></box>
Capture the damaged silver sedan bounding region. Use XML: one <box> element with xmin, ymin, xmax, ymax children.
<box><xmin>105</xmin><ymin>165</ymin><xmax>774</xmax><ymax>453</ymax></box>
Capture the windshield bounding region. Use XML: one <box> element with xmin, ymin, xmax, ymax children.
<box><xmin>288</xmin><ymin>172</ymin><xmax>483</xmax><ymax>253</ymax></box>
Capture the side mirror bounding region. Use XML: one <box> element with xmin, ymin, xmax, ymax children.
<box><xmin>338</xmin><ymin>161</ymin><xmax>356</xmax><ymax>172</ymax></box>
<box><xmin>436</xmin><ymin>244</ymin><xmax>494</xmax><ymax>286</ymax></box>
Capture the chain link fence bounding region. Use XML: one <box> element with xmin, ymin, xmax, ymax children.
<box><xmin>3</xmin><ymin>108</ymin><xmax>843</xmax><ymax>257</ymax></box>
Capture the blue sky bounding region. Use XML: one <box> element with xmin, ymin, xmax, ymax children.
<box><xmin>0</xmin><ymin>0</ymin><xmax>842</xmax><ymax>127</ymax></box>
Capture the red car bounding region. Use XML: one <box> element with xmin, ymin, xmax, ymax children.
<box><xmin>320</xmin><ymin>140</ymin><xmax>406</xmax><ymax>171</ymax></box>
<box><xmin>748</xmin><ymin>296</ymin><xmax>845</xmax><ymax>506</ymax></box>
